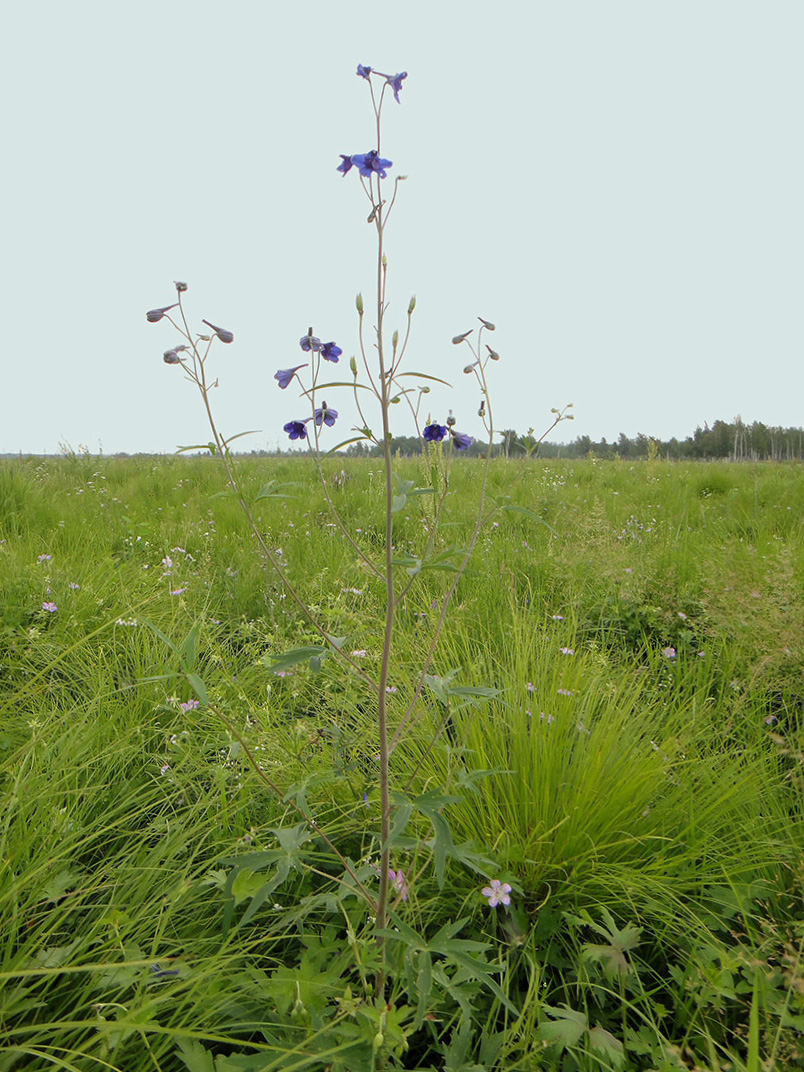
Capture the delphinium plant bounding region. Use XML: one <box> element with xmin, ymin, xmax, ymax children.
<box><xmin>147</xmin><ymin>64</ymin><xmax>571</xmax><ymax>1069</ymax></box>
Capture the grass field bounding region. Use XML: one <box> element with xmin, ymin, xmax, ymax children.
<box><xmin>1</xmin><ymin>454</ymin><xmax>802</xmax><ymax>1071</ymax></box>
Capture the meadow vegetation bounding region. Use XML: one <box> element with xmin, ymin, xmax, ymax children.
<box><xmin>0</xmin><ymin>454</ymin><xmax>802</xmax><ymax>1070</ymax></box>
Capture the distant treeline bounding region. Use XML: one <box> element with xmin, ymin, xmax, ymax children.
<box><xmin>22</xmin><ymin>417</ymin><xmax>800</xmax><ymax>462</ymax></box>
<box><xmin>341</xmin><ymin>418</ymin><xmax>804</xmax><ymax>461</ymax></box>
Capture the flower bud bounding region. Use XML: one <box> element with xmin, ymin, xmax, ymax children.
<box><xmin>408</xmin><ymin>294</ymin><xmax>416</xmax><ymax>314</ymax></box>
<box><xmin>174</xmin><ymin>281</ymin><xmax>188</xmax><ymax>293</ymax></box>
<box><xmin>446</xmin><ymin>410</ymin><xmax>456</xmax><ymax>428</ymax></box>
<box><xmin>478</xmin><ymin>400</ymin><xmax>486</xmax><ymax>416</ymax></box>
<box><xmin>163</xmin><ymin>349</ymin><xmax>181</xmax><ymax>364</ymax></box>
<box><xmin>146</xmin><ymin>303</ymin><xmax>178</xmax><ymax>323</ymax></box>
<box><xmin>463</xmin><ymin>362</ymin><xmax>478</xmax><ymax>374</ymax></box>
<box><xmin>419</xmin><ymin>385</ymin><xmax>430</xmax><ymax>394</ymax></box>
<box><xmin>478</xmin><ymin>317</ymin><xmax>496</xmax><ymax>331</ymax></box>
<box><xmin>350</xmin><ymin>355</ymin><xmax>358</xmax><ymax>376</ymax></box>
<box><xmin>452</xmin><ymin>330</ymin><xmax>473</xmax><ymax>345</ymax></box>
<box><xmin>392</xmin><ymin>330</ymin><xmax>399</xmax><ymax>348</ymax></box>
<box><xmin>201</xmin><ymin>319</ymin><xmax>234</xmax><ymax>344</ymax></box>
<box><xmin>486</xmin><ymin>345</ymin><xmax>500</xmax><ymax>361</ymax></box>
<box><xmin>356</xmin><ymin>293</ymin><xmax>364</xmax><ymax>314</ymax></box>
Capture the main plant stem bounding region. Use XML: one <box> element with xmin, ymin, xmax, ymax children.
<box><xmin>374</xmin><ymin>107</ymin><xmax>394</xmax><ymax>996</ymax></box>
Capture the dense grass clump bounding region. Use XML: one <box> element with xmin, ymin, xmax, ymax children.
<box><xmin>0</xmin><ymin>455</ymin><xmax>802</xmax><ymax>1070</ymax></box>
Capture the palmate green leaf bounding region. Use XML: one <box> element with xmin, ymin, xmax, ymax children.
<box><xmin>588</xmin><ymin>1026</ymin><xmax>626</xmax><ymax>1068</ymax></box>
<box><xmin>535</xmin><ymin>1004</ymin><xmax>588</xmax><ymax>1049</ymax></box>
<box><xmin>582</xmin><ymin>906</ymin><xmax>642</xmax><ymax>976</ymax></box>
<box><xmin>176</xmin><ymin>1038</ymin><xmax>216</xmax><ymax>1072</ymax></box>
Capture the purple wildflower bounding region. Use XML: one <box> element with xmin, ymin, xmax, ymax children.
<box><xmin>321</xmin><ymin>342</ymin><xmax>342</xmax><ymax>363</ymax></box>
<box><xmin>350</xmin><ymin>150</ymin><xmax>393</xmax><ymax>179</ymax></box>
<box><xmin>481</xmin><ymin>879</ymin><xmax>512</xmax><ymax>908</ymax></box>
<box><xmin>357</xmin><ymin>64</ymin><xmax>372</xmax><ymax>79</ymax></box>
<box><xmin>560</xmin><ymin>647</ymin><xmax>575</xmax><ymax>656</ymax></box>
<box><xmin>662</xmin><ymin>646</ymin><xmax>677</xmax><ymax>660</ymax></box>
<box><xmin>180</xmin><ymin>699</ymin><xmax>200</xmax><ymax>712</ymax></box>
<box><xmin>274</xmin><ymin>365</ymin><xmax>307</xmax><ymax>389</ymax></box>
<box><xmin>284</xmin><ymin>420</ymin><xmax>308</xmax><ymax>441</ymax></box>
<box><xmin>337</xmin><ymin>155</ymin><xmax>354</xmax><ymax>176</ymax></box>
<box><xmin>163</xmin><ymin>346</ymin><xmax>188</xmax><ymax>364</ymax></box>
<box><xmin>42</xmin><ymin>602</ymin><xmax>58</xmax><ymax>613</ymax></box>
<box><xmin>387</xmin><ymin>71</ymin><xmax>408</xmax><ymax>102</ymax></box>
<box><xmin>146</xmin><ymin>304</ymin><xmax>178</xmax><ymax>323</ymax></box>
<box><xmin>314</xmin><ymin>405</ymin><xmax>338</xmax><ymax>428</ymax></box>
<box><xmin>38</xmin><ymin>554</ymin><xmax>52</xmax><ymax>563</ymax></box>
<box><xmin>300</xmin><ymin>334</ymin><xmax>322</xmax><ymax>352</ymax></box>
<box><xmin>450</xmin><ymin>431</ymin><xmax>473</xmax><ymax>450</ymax></box>
<box><xmin>423</xmin><ymin>423</ymin><xmax>448</xmax><ymax>443</ymax></box>
<box><xmin>202</xmin><ymin>319</ymin><xmax>234</xmax><ymax>344</ymax></box>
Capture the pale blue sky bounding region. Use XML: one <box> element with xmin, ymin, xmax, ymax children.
<box><xmin>2</xmin><ymin>0</ymin><xmax>802</xmax><ymax>454</ymax></box>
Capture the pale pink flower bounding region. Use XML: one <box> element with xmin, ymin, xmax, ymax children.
<box><xmin>482</xmin><ymin>879</ymin><xmax>512</xmax><ymax>908</ymax></box>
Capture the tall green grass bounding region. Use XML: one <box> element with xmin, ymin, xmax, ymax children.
<box><xmin>1</xmin><ymin>455</ymin><xmax>802</xmax><ymax>1069</ymax></box>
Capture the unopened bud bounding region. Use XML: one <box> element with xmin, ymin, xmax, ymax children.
<box><xmin>163</xmin><ymin>349</ymin><xmax>181</xmax><ymax>364</ymax></box>
<box><xmin>446</xmin><ymin>410</ymin><xmax>456</xmax><ymax>428</ymax></box>
<box><xmin>478</xmin><ymin>317</ymin><xmax>496</xmax><ymax>331</ymax></box>
<box><xmin>382</xmin><ymin>254</ymin><xmax>387</xmax><ymax>268</ymax></box>
<box><xmin>486</xmin><ymin>345</ymin><xmax>500</xmax><ymax>361</ymax></box>
<box><xmin>478</xmin><ymin>400</ymin><xmax>486</xmax><ymax>416</ymax></box>
<box><xmin>463</xmin><ymin>362</ymin><xmax>478</xmax><ymax>374</ymax></box>
<box><xmin>356</xmin><ymin>293</ymin><xmax>364</xmax><ymax>314</ymax></box>
<box><xmin>202</xmin><ymin>319</ymin><xmax>234</xmax><ymax>344</ymax></box>
<box><xmin>146</xmin><ymin>303</ymin><xmax>178</xmax><ymax>323</ymax></box>
<box><xmin>390</xmin><ymin>396</ymin><xmax>401</xmax><ymax>404</ymax></box>
<box><xmin>419</xmin><ymin>385</ymin><xmax>430</xmax><ymax>394</ymax></box>
<box><xmin>408</xmin><ymin>294</ymin><xmax>416</xmax><ymax>314</ymax></box>
<box><xmin>174</xmin><ymin>281</ymin><xmax>188</xmax><ymax>293</ymax></box>
<box><xmin>392</xmin><ymin>329</ymin><xmax>399</xmax><ymax>348</ymax></box>
<box><xmin>452</xmin><ymin>330</ymin><xmax>473</xmax><ymax>345</ymax></box>
<box><xmin>350</xmin><ymin>355</ymin><xmax>358</xmax><ymax>376</ymax></box>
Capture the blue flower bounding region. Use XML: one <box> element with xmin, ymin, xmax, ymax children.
<box><xmin>337</xmin><ymin>155</ymin><xmax>354</xmax><ymax>176</ymax></box>
<box><xmin>451</xmin><ymin>431</ymin><xmax>473</xmax><ymax>450</ymax></box>
<box><xmin>423</xmin><ymin>423</ymin><xmax>448</xmax><ymax>443</ymax></box>
<box><xmin>387</xmin><ymin>71</ymin><xmax>407</xmax><ymax>103</ymax></box>
<box><xmin>314</xmin><ymin>404</ymin><xmax>338</xmax><ymax>427</ymax></box>
<box><xmin>321</xmin><ymin>342</ymin><xmax>342</xmax><ymax>363</ymax></box>
<box><xmin>284</xmin><ymin>420</ymin><xmax>307</xmax><ymax>440</ymax></box>
<box><xmin>300</xmin><ymin>334</ymin><xmax>322</xmax><ymax>352</ymax></box>
<box><xmin>274</xmin><ymin>364</ymin><xmax>307</xmax><ymax>389</ymax></box>
<box><xmin>350</xmin><ymin>150</ymin><xmax>393</xmax><ymax>179</ymax></box>
<box><xmin>357</xmin><ymin>64</ymin><xmax>372</xmax><ymax>79</ymax></box>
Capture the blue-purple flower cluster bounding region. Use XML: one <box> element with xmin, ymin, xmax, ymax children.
<box><xmin>423</xmin><ymin>423</ymin><xmax>473</xmax><ymax>450</ymax></box>
<box><xmin>276</xmin><ymin>333</ymin><xmax>342</xmax><ymax>440</ymax></box>
<box><xmin>337</xmin><ymin>65</ymin><xmax>406</xmax><ymax>179</ymax></box>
